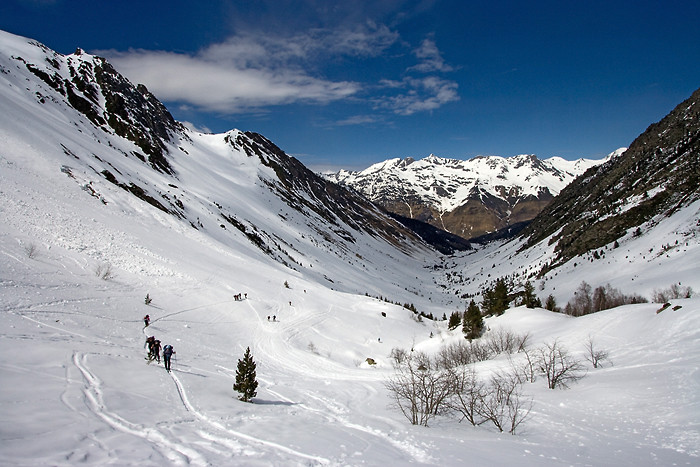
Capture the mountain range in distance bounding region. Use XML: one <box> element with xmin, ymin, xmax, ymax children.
<box><xmin>326</xmin><ymin>149</ymin><xmax>626</xmax><ymax>240</ymax></box>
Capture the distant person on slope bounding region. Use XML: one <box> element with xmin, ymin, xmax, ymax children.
<box><xmin>163</xmin><ymin>344</ymin><xmax>175</xmax><ymax>372</ymax></box>
<box><xmin>145</xmin><ymin>336</ymin><xmax>155</xmax><ymax>360</ymax></box>
<box><xmin>152</xmin><ymin>339</ymin><xmax>162</xmax><ymax>364</ymax></box>
<box><xmin>144</xmin><ymin>314</ymin><xmax>150</xmax><ymax>327</ymax></box>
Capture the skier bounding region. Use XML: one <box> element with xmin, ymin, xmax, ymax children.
<box><xmin>144</xmin><ymin>314</ymin><xmax>150</xmax><ymax>327</ymax></box>
<box><xmin>163</xmin><ymin>344</ymin><xmax>175</xmax><ymax>372</ymax></box>
<box><xmin>145</xmin><ymin>336</ymin><xmax>155</xmax><ymax>361</ymax></box>
<box><xmin>152</xmin><ymin>339</ymin><xmax>162</xmax><ymax>364</ymax></box>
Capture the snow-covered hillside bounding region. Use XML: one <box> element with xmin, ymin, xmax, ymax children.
<box><xmin>2</xmin><ymin>29</ymin><xmax>699</xmax><ymax>466</ymax></box>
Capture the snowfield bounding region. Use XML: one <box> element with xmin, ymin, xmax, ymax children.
<box><xmin>1</xmin><ymin>28</ymin><xmax>699</xmax><ymax>466</ymax></box>
<box><xmin>2</xmin><ymin>138</ymin><xmax>699</xmax><ymax>467</ymax></box>
<box><xmin>2</xmin><ymin>228</ymin><xmax>699</xmax><ymax>466</ymax></box>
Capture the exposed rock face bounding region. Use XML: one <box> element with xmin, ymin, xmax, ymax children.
<box><xmin>16</xmin><ymin>41</ymin><xmax>181</xmax><ymax>174</ymax></box>
<box><xmin>327</xmin><ymin>153</ymin><xmax>610</xmax><ymax>240</ymax></box>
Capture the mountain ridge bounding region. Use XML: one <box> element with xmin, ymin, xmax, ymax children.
<box><xmin>326</xmin><ymin>151</ymin><xmax>620</xmax><ymax>239</ymax></box>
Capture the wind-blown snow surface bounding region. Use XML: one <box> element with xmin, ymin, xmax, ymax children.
<box><xmin>2</xmin><ymin>30</ymin><xmax>700</xmax><ymax>466</ymax></box>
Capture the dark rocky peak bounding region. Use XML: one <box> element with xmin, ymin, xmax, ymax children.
<box><xmin>91</xmin><ymin>59</ymin><xmax>182</xmax><ymax>174</ymax></box>
<box><xmin>13</xmin><ymin>36</ymin><xmax>181</xmax><ymax>175</ymax></box>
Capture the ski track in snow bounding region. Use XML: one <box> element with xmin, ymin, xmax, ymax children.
<box><xmin>168</xmin><ymin>371</ymin><xmax>331</xmax><ymax>465</ymax></box>
<box><xmin>72</xmin><ymin>352</ymin><xmax>208</xmax><ymax>466</ymax></box>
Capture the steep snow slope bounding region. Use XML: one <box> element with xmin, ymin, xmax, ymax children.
<box><xmin>0</xmin><ymin>29</ymin><xmax>435</xmax><ymax>305</ymax></box>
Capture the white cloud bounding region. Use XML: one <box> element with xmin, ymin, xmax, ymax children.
<box><xmin>98</xmin><ymin>23</ymin><xmax>398</xmax><ymax>114</ymax></box>
<box><xmin>376</xmin><ymin>76</ymin><xmax>459</xmax><ymax>115</ymax></box>
<box><xmin>334</xmin><ymin>114</ymin><xmax>384</xmax><ymax>126</ymax></box>
<box><xmin>409</xmin><ymin>38</ymin><xmax>453</xmax><ymax>73</ymax></box>
<box><xmin>102</xmin><ymin>48</ymin><xmax>359</xmax><ymax>114</ymax></box>
<box><xmin>97</xmin><ymin>25</ymin><xmax>459</xmax><ymax>117</ymax></box>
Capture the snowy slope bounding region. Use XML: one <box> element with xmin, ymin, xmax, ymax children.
<box><xmin>1</xmin><ymin>29</ymin><xmax>699</xmax><ymax>466</ymax></box>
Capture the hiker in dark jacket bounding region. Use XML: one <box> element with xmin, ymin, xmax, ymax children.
<box><xmin>163</xmin><ymin>344</ymin><xmax>175</xmax><ymax>371</ymax></box>
<box><xmin>145</xmin><ymin>336</ymin><xmax>155</xmax><ymax>360</ymax></box>
<box><xmin>152</xmin><ymin>339</ymin><xmax>162</xmax><ymax>363</ymax></box>
<box><xmin>144</xmin><ymin>314</ymin><xmax>150</xmax><ymax>327</ymax></box>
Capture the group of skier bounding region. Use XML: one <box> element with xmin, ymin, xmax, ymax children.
<box><xmin>233</xmin><ymin>293</ymin><xmax>247</xmax><ymax>301</ymax></box>
<box><xmin>144</xmin><ymin>334</ymin><xmax>175</xmax><ymax>371</ymax></box>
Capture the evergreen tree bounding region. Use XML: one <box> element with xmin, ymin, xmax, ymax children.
<box><xmin>447</xmin><ymin>311</ymin><xmax>461</xmax><ymax>330</ymax></box>
<box><xmin>520</xmin><ymin>281</ymin><xmax>541</xmax><ymax>308</ymax></box>
<box><xmin>233</xmin><ymin>347</ymin><xmax>258</xmax><ymax>402</ymax></box>
<box><xmin>544</xmin><ymin>294</ymin><xmax>559</xmax><ymax>312</ymax></box>
<box><xmin>462</xmin><ymin>300</ymin><xmax>484</xmax><ymax>340</ymax></box>
<box><xmin>481</xmin><ymin>278</ymin><xmax>510</xmax><ymax>316</ymax></box>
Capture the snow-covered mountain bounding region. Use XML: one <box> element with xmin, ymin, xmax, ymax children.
<box><xmin>0</xmin><ymin>29</ymin><xmax>444</xmax><ymax>299</ymax></box>
<box><xmin>2</xmin><ymin>29</ymin><xmax>700</xmax><ymax>466</ymax></box>
<box><xmin>326</xmin><ymin>152</ymin><xmax>619</xmax><ymax>239</ymax></box>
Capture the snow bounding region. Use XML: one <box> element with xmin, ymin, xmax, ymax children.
<box><xmin>1</xmin><ymin>29</ymin><xmax>700</xmax><ymax>466</ymax></box>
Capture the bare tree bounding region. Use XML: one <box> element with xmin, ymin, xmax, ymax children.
<box><xmin>389</xmin><ymin>347</ymin><xmax>409</xmax><ymax>366</ymax></box>
<box><xmin>95</xmin><ymin>262</ymin><xmax>115</xmax><ymax>281</ymax></box>
<box><xmin>584</xmin><ymin>336</ymin><xmax>611</xmax><ymax>368</ymax></box>
<box><xmin>509</xmin><ymin>347</ymin><xmax>537</xmax><ymax>384</ymax></box>
<box><xmin>445</xmin><ymin>365</ymin><xmax>486</xmax><ymax>426</ymax></box>
<box><xmin>24</xmin><ymin>242</ymin><xmax>38</xmax><ymax>259</ymax></box>
<box><xmin>476</xmin><ymin>370</ymin><xmax>532</xmax><ymax>434</ymax></box>
<box><xmin>485</xmin><ymin>328</ymin><xmax>529</xmax><ymax>355</ymax></box>
<box><xmin>536</xmin><ymin>340</ymin><xmax>586</xmax><ymax>389</ymax></box>
<box><xmin>385</xmin><ymin>352</ymin><xmax>452</xmax><ymax>426</ymax></box>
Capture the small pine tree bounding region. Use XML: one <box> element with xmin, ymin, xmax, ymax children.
<box><xmin>462</xmin><ymin>300</ymin><xmax>484</xmax><ymax>340</ymax></box>
<box><xmin>544</xmin><ymin>294</ymin><xmax>560</xmax><ymax>312</ymax></box>
<box><xmin>482</xmin><ymin>278</ymin><xmax>510</xmax><ymax>316</ymax></box>
<box><xmin>520</xmin><ymin>281</ymin><xmax>538</xmax><ymax>308</ymax></box>
<box><xmin>233</xmin><ymin>347</ymin><xmax>258</xmax><ymax>403</ymax></box>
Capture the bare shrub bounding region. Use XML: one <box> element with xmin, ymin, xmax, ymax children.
<box><xmin>584</xmin><ymin>336</ymin><xmax>611</xmax><ymax>369</ymax></box>
<box><xmin>476</xmin><ymin>370</ymin><xmax>532</xmax><ymax>434</ymax></box>
<box><xmin>307</xmin><ymin>341</ymin><xmax>319</xmax><ymax>355</ymax></box>
<box><xmin>95</xmin><ymin>262</ymin><xmax>115</xmax><ymax>280</ymax></box>
<box><xmin>485</xmin><ymin>328</ymin><xmax>530</xmax><ymax>355</ymax></box>
<box><xmin>24</xmin><ymin>242</ymin><xmax>38</xmax><ymax>259</ymax></box>
<box><xmin>509</xmin><ymin>347</ymin><xmax>537</xmax><ymax>384</ymax></box>
<box><xmin>385</xmin><ymin>352</ymin><xmax>452</xmax><ymax>426</ymax></box>
<box><xmin>389</xmin><ymin>347</ymin><xmax>409</xmax><ymax>366</ymax></box>
<box><xmin>469</xmin><ymin>340</ymin><xmax>492</xmax><ymax>362</ymax></box>
<box><xmin>652</xmin><ymin>284</ymin><xmax>694</xmax><ymax>303</ymax></box>
<box><xmin>445</xmin><ymin>365</ymin><xmax>485</xmax><ymax>426</ymax></box>
<box><xmin>536</xmin><ymin>340</ymin><xmax>586</xmax><ymax>389</ymax></box>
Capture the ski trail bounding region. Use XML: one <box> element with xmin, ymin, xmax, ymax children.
<box><xmin>151</xmin><ymin>299</ymin><xmax>233</xmax><ymax>323</ymax></box>
<box><xmin>248</xmin><ymin>300</ymin><xmax>377</xmax><ymax>381</ymax></box>
<box><xmin>168</xmin><ymin>371</ymin><xmax>330</xmax><ymax>465</ymax></box>
<box><xmin>301</xmin><ymin>390</ymin><xmax>434</xmax><ymax>464</ymax></box>
<box><xmin>72</xmin><ymin>352</ymin><xmax>207</xmax><ymax>466</ymax></box>
<box><xmin>259</xmin><ymin>376</ymin><xmax>429</xmax><ymax>463</ymax></box>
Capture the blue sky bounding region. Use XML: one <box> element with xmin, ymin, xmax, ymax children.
<box><xmin>2</xmin><ymin>0</ymin><xmax>699</xmax><ymax>170</ymax></box>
